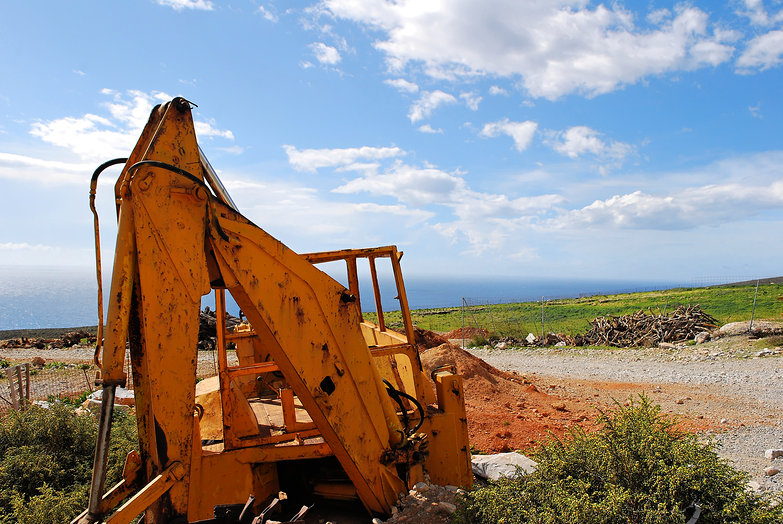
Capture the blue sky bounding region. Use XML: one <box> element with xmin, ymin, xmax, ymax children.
<box><xmin>1</xmin><ymin>0</ymin><xmax>782</xmax><ymax>283</ymax></box>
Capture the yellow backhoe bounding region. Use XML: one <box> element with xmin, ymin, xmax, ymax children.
<box><xmin>72</xmin><ymin>97</ymin><xmax>471</xmax><ymax>524</ymax></box>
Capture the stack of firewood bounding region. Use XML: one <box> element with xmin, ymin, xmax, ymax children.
<box><xmin>198</xmin><ymin>308</ymin><xmax>242</xmax><ymax>350</ymax></box>
<box><xmin>580</xmin><ymin>305</ymin><xmax>718</xmax><ymax>347</ymax></box>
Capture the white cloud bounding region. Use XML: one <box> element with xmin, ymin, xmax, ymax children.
<box><xmin>647</xmin><ymin>8</ymin><xmax>671</xmax><ymax>25</ymax></box>
<box><xmin>737</xmin><ymin>0</ymin><xmax>783</xmax><ymax>27</ymax></box>
<box><xmin>284</xmin><ymin>141</ymin><xmax>562</xmax><ymax>252</ymax></box>
<box><xmin>459</xmin><ymin>92</ymin><xmax>482</xmax><ymax>111</ymax></box>
<box><xmin>310</xmin><ymin>42</ymin><xmax>341</xmax><ymax>65</ymax></box>
<box><xmin>408</xmin><ymin>90</ymin><xmax>457</xmax><ymax>122</ymax></box>
<box><xmin>550</xmin><ymin>126</ymin><xmax>632</xmax><ymax>162</ymax></box>
<box><xmin>0</xmin><ymin>242</ymin><xmax>94</xmax><ymax>266</ymax></box>
<box><xmin>258</xmin><ymin>4</ymin><xmax>279</xmax><ymax>22</ymax></box>
<box><xmin>737</xmin><ymin>30</ymin><xmax>783</xmax><ymax>71</ymax></box>
<box><xmin>480</xmin><ymin>119</ymin><xmax>538</xmax><ymax>151</ymax></box>
<box><xmin>283</xmin><ymin>145</ymin><xmax>404</xmax><ymax>172</ymax></box>
<box><xmin>28</xmin><ymin>90</ymin><xmax>234</xmax><ymax>162</ymax></box>
<box><xmin>488</xmin><ymin>85</ymin><xmax>508</xmax><ymax>96</ymax></box>
<box><xmin>331</xmin><ymin>159</ymin><xmax>564</xmax><ymax>253</ymax></box>
<box><xmin>216</xmin><ymin>145</ymin><xmax>245</xmax><ymax>155</ymax></box>
<box><xmin>0</xmin><ymin>152</ymin><xmax>119</xmax><ymax>185</ymax></box>
<box><xmin>220</xmin><ymin>174</ymin><xmax>433</xmax><ymax>242</ymax></box>
<box><xmin>549</xmin><ymin>181</ymin><xmax>783</xmax><ymax>230</ymax></box>
<box><xmin>156</xmin><ymin>0</ymin><xmax>214</xmax><ymax>11</ymax></box>
<box><xmin>334</xmin><ymin>163</ymin><xmax>466</xmax><ymax>206</ymax></box>
<box><xmin>323</xmin><ymin>1</ymin><xmax>734</xmax><ymax>100</ymax></box>
<box><xmin>418</xmin><ymin>124</ymin><xmax>442</xmax><ymax>134</ymax></box>
<box><xmin>385</xmin><ymin>78</ymin><xmax>419</xmax><ymax>93</ymax></box>
<box><xmin>0</xmin><ymin>242</ymin><xmax>53</xmax><ymax>251</ymax></box>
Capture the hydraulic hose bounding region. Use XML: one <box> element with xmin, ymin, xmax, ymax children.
<box><xmin>89</xmin><ymin>158</ymin><xmax>128</xmax><ymax>368</ymax></box>
<box><xmin>125</xmin><ymin>160</ymin><xmax>230</xmax><ymax>241</ymax></box>
<box><xmin>383</xmin><ymin>379</ymin><xmax>425</xmax><ymax>436</ymax></box>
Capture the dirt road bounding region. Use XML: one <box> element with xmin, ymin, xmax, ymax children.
<box><xmin>469</xmin><ymin>334</ymin><xmax>783</xmax><ymax>494</ymax></box>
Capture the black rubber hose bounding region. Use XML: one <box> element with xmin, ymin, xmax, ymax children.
<box><xmin>383</xmin><ymin>379</ymin><xmax>410</xmax><ymax>433</ymax></box>
<box><xmin>91</xmin><ymin>157</ymin><xmax>128</xmax><ymax>184</ymax></box>
<box><xmin>125</xmin><ymin>160</ymin><xmax>230</xmax><ymax>241</ymax></box>
<box><xmin>383</xmin><ymin>379</ymin><xmax>425</xmax><ymax>435</ymax></box>
<box><xmin>392</xmin><ymin>387</ymin><xmax>425</xmax><ymax>434</ymax></box>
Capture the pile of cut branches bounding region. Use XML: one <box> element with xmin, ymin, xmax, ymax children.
<box><xmin>579</xmin><ymin>304</ymin><xmax>718</xmax><ymax>347</ymax></box>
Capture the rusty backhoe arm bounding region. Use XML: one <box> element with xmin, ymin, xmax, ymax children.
<box><xmin>77</xmin><ymin>98</ymin><xmax>471</xmax><ymax>524</ymax></box>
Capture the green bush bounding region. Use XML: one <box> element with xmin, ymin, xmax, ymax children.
<box><xmin>469</xmin><ymin>334</ymin><xmax>489</xmax><ymax>347</ymax></box>
<box><xmin>454</xmin><ymin>396</ymin><xmax>783</xmax><ymax>523</ymax></box>
<box><xmin>0</xmin><ymin>404</ymin><xmax>137</xmax><ymax>524</ymax></box>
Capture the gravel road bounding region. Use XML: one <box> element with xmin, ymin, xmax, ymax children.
<box><xmin>469</xmin><ymin>334</ymin><xmax>783</xmax><ymax>494</ymax></box>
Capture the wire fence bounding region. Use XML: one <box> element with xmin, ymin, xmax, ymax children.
<box><xmin>1</xmin><ymin>282</ymin><xmax>780</xmax><ymax>409</ymax></box>
<box><xmin>0</xmin><ymin>349</ymin><xmax>234</xmax><ymax>413</ymax></box>
<box><xmin>411</xmin><ymin>281</ymin><xmax>783</xmax><ymax>342</ymax></box>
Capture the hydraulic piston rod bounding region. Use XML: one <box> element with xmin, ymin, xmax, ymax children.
<box><xmin>78</xmin><ymin>385</ymin><xmax>117</xmax><ymax>523</ymax></box>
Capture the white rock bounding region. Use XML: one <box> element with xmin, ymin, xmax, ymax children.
<box><xmin>495</xmin><ymin>341</ymin><xmax>508</xmax><ymax>350</ymax></box>
<box><xmin>526</xmin><ymin>333</ymin><xmax>537</xmax><ymax>344</ymax></box>
<box><xmin>372</xmin><ymin>519</ymin><xmax>384</xmax><ymax>524</ymax></box>
<box><xmin>747</xmin><ymin>480</ymin><xmax>762</xmax><ymax>492</ymax></box>
<box><xmin>765</xmin><ymin>449</ymin><xmax>783</xmax><ymax>460</ymax></box>
<box><xmin>658</xmin><ymin>342</ymin><xmax>676</xmax><ymax>349</ymax></box>
<box><xmin>555</xmin><ymin>341</ymin><xmax>566</xmax><ymax>347</ymax></box>
<box><xmin>471</xmin><ymin>452</ymin><xmax>537</xmax><ymax>481</ymax></box>
<box><xmin>412</xmin><ymin>481</ymin><xmax>429</xmax><ymax>492</ymax></box>
<box><xmin>694</xmin><ymin>331</ymin><xmax>710</xmax><ymax>344</ymax></box>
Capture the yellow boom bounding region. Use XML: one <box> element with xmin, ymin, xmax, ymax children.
<box><xmin>74</xmin><ymin>98</ymin><xmax>471</xmax><ymax>524</ymax></box>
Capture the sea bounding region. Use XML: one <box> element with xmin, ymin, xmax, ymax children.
<box><xmin>0</xmin><ymin>265</ymin><xmax>685</xmax><ymax>331</ymax></box>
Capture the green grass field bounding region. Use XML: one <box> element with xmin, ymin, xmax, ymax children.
<box><xmin>2</xmin><ymin>283</ymin><xmax>780</xmax><ymax>342</ymax></box>
<box><xmin>366</xmin><ymin>282</ymin><xmax>783</xmax><ymax>337</ymax></box>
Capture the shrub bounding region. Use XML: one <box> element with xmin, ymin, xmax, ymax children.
<box><xmin>469</xmin><ymin>334</ymin><xmax>488</xmax><ymax>347</ymax></box>
<box><xmin>454</xmin><ymin>395</ymin><xmax>783</xmax><ymax>523</ymax></box>
<box><xmin>0</xmin><ymin>404</ymin><xmax>137</xmax><ymax>524</ymax></box>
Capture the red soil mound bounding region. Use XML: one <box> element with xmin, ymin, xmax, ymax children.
<box><xmin>442</xmin><ymin>327</ymin><xmax>489</xmax><ymax>340</ymax></box>
<box><xmin>413</xmin><ymin>326</ymin><xmax>450</xmax><ymax>349</ymax></box>
<box><xmin>421</xmin><ymin>343</ymin><xmax>598</xmax><ymax>452</ymax></box>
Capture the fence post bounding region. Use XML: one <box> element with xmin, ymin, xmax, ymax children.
<box><xmin>486</xmin><ymin>300</ymin><xmax>497</xmax><ymax>334</ymax></box>
<box><xmin>24</xmin><ymin>363</ymin><xmax>30</xmax><ymax>403</ymax></box>
<box><xmin>464</xmin><ymin>298</ymin><xmax>482</xmax><ymax>342</ymax></box>
<box><xmin>7</xmin><ymin>368</ymin><xmax>18</xmax><ymax>409</ymax></box>
<box><xmin>541</xmin><ymin>296</ymin><xmax>545</xmax><ymax>338</ymax></box>
<box><xmin>461</xmin><ymin>298</ymin><xmax>465</xmax><ymax>349</ymax></box>
<box><xmin>749</xmin><ymin>279</ymin><xmax>760</xmax><ymax>332</ymax></box>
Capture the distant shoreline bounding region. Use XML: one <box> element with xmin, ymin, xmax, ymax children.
<box><xmin>0</xmin><ymin>325</ymin><xmax>99</xmax><ymax>341</ymax></box>
<box><xmin>3</xmin><ymin>276</ymin><xmax>781</xmax><ymax>340</ymax></box>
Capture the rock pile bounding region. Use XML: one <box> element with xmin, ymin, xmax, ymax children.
<box><xmin>198</xmin><ymin>307</ymin><xmax>242</xmax><ymax>350</ymax></box>
<box><xmin>373</xmin><ymin>478</ymin><xmax>464</xmax><ymax>524</ymax></box>
<box><xmin>0</xmin><ymin>329</ymin><xmax>96</xmax><ymax>350</ymax></box>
